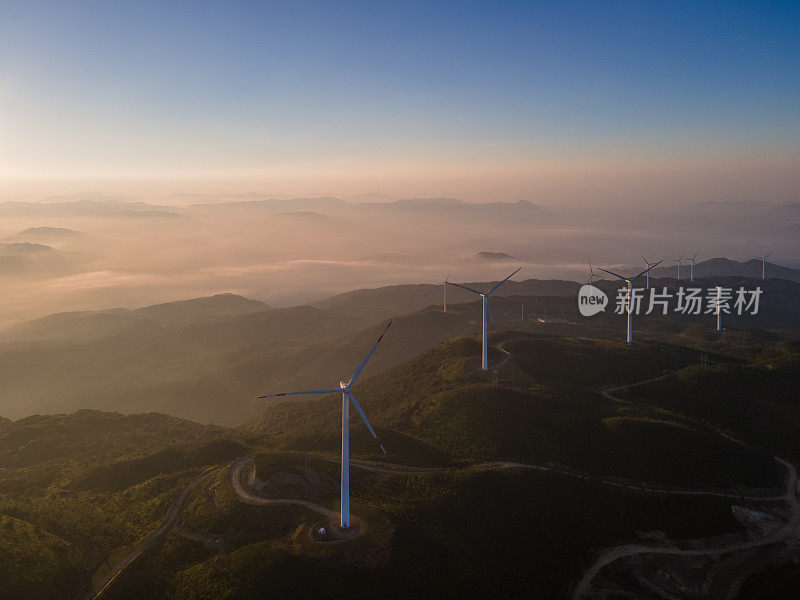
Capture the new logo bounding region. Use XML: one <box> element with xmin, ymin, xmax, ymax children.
<box><xmin>578</xmin><ymin>284</ymin><xmax>608</xmax><ymax>316</ymax></box>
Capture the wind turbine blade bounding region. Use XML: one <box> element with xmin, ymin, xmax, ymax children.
<box><xmin>487</xmin><ymin>266</ymin><xmax>522</xmax><ymax>295</ymax></box>
<box><xmin>347</xmin><ymin>321</ymin><xmax>392</xmax><ymax>386</ymax></box>
<box><xmin>348</xmin><ymin>393</ymin><xmax>386</xmax><ymax>454</ymax></box>
<box><xmin>486</xmin><ymin>297</ymin><xmax>495</xmax><ymax>328</ymax></box>
<box><xmin>693</xmin><ymin>250</ymin><xmax>699</xmax><ymax>260</ymax></box>
<box><xmin>448</xmin><ymin>282</ymin><xmax>483</xmax><ymax>295</ymax></box>
<box><xmin>257</xmin><ymin>388</ymin><xmax>340</xmax><ymax>399</ymax></box>
<box><xmin>598</xmin><ymin>267</ymin><xmax>627</xmax><ymax>280</ymax></box>
<box><xmin>630</xmin><ymin>259</ymin><xmax>663</xmax><ymax>282</ymax></box>
<box><xmin>765</xmin><ymin>251</ymin><xmax>772</xmax><ymax>259</ymax></box>
<box><xmin>642</xmin><ymin>256</ymin><xmax>649</xmax><ymax>265</ymax></box>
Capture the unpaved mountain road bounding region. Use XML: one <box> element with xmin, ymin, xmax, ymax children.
<box><xmin>572</xmin><ymin>374</ymin><xmax>800</xmax><ymax>600</ymax></box>
<box><xmin>229</xmin><ymin>456</ymin><xmax>339</xmax><ymax>520</ymax></box>
<box><xmin>83</xmin><ymin>467</ymin><xmax>216</xmax><ymax>600</ymax></box>
<box><xmin>599</xmin><ymin>372</ymin><xmax>673</xmax><ymax>402</ymax></box>
<box><xmin>572</xmin><ymin>457</ymin><xmax>798</xmax><ymax>599</ymax></box>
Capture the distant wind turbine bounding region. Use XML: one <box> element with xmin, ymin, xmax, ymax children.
<box><xmin>689</xmin><ymin>251</ymin><xmax>699</xmax><ymax>282</ymax></box>
<box><xmin>672</xmin><ymin>254</ymin><xmax>685</xmax><ymax>279</ymax></box>
<box><xmin>599</xmin><ymin>261</ymin><xmax>662</xmax><ymax>345</ymax></box>
<box><xmin>715</xmin><ymin>285</ymin><xmax>723</xmax><ymax>332</ymax></box>
<box><xmin>258</xmin><ymin>322</ymin><xmax>391</xmax><ymax>529</ymax></box>
<box><xmin>758</xmin><ymin>252</ymin><xmax>771</xmax><ymax>280</ymax></box>
<box><xmin>642</xmin><ymin>256</ymin><xmax>659</xmax><ymax>289</ymax></box>
<box><xmin>587</xmin><ymin>261</ymin><xmax>597</xmax><ymax>285</ymax></box>
<box><xmin>443</xmin><ymin>268</ymin><xmax>450</xmax><ymax>313</ymax></box>
<box><xmin>448</xmin><ymin>267</ymin><xmax>522</xmax><ymax>370</ymax></box>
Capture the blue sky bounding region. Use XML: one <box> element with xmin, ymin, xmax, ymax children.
<box><xmin>1</xmin><ymin>1</ymin><xmax>798</xmax><ymax>198</ymax></box>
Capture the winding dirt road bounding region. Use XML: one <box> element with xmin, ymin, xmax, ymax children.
<box><xmin>83</xmin><ymin>468</ymin><xmax>216</xmax><ymax>600</ymax></box>
<box><xmin>571</xmin><ymin>376</ymin><xmax>800</xmax><ymax>600</ymax></box>
<box><xmin>572</xmin><ymin>458</ymin><xmax>798</xmax><ymax>599</ymax></box>
<box><xmin>229</xmin><ymin>456</ymin><xmax>339</xmax><ymax>520</ymax></box>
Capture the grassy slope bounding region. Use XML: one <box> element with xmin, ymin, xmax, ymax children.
<box><xmin>620</xmin><ymin>340</ymin><xmax>800</xmax><ymax>462</ymax></box>
<box><xmin>0</xmin><ymin>323</ymin><xmax>794</xmax><ymax>598</ymax></box>
<box><xmin>0</xmin><ymin>411</ymin><xmax>245</xmax><ymax>599</ymax></box>
<box><xmin>244</xmin><ymin>335</ymin><xmax>778</xmax><ymax>489</ymax></box>
<box><xmin>104</xmin><ymin>465</ymin><xmax>743</xmax><ymax>600</ymax></box>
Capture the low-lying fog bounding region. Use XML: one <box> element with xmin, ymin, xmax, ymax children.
<box><xmin>1</xmin><ymin>191</ymin><xmax>798</xmax><ymax>328</ymax></box>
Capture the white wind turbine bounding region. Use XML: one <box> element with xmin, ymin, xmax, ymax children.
<box><xmin>443</xmin><ymin>268</ymin><xmax>450</xmax><ymax>312</ymax></box>
<box><xmin>258</xmin><ymin>322</ymin><xmax>391</xmax><ymax>529</ymax></box>
<box><xmin>599</xmin><ymin>261</ymin><xmax>662</xmax><ymax>345</ymax></box>
<box><xmin>448</xmin><ymin>267</ymin><xmax>522</xmax><ymax>370</ymax></box>
<box><xmin>642</xmin><ymin>256</ymin><xmax>659</xmax><ymax>289</ymax></box>
<box><xmin>758</xmin><ymin>251</ymin><xmax>771</xmax><ymax>280</ymax></box>
<box><xmin>673</xmin><ymin>254</ymin><xmax>684</xmax><ymax>279</ymax></box>
<box><xmin>689</xmin><ymin>251</ymin><xmax>699</xmax><ymax>282</ymax></box>
<box><xmin>587</xmin><ymin>261</ymin><xmax>598</xmax><ymax>285</ymax></box>
<box><xmin>714</xmin><ymin>285</ymin><xmax>723</xmax><ymax>332</ymax></box>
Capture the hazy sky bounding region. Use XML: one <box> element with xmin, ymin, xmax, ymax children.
<box><xmin>1</xmin><ymin>1</ymin><xmax>798</xmax><ymax>200</ymax></box>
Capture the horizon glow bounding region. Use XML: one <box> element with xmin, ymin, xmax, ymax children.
<box><xmin>0</xmin><ymin>1</ymin><xmax>799</xmax><ymax>201</ymax></box>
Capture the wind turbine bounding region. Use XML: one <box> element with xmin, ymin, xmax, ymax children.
<box><xmin>257</xmin><ymin>322</ymin><xmax>391</xmax><ymax>529</ymax></box>
<box><xmin>443</xmin><ymin>268</ymin><xmax>450</xmax><ymax>312</ymax></box>
<box><xmin>599</xmin><ymin>261</ymin><xmax>662</xmax><ymax>345</ymax></box>
<box><xmin>689</xmin><ymin>251</ymin><xmax>699</xmax><ymax>282</ymax></box>
<box><xmin>758</xmin><ymin>251</ymin><xmax>771</xmax><ymax>280</ymax></box>
<box><xmin>672</xmin><ymin>254</ymin><xmax>684</xmax><ymax>280</ymax></box>
<box><xmin>642</xmin><ymin>256</ymin><xmax>659</xmax><ymax>289</ymax></box>
<box><xmin>587</xmin><ymin>261</ymin><xmax>597</xmax><ymax>285</ymax></box>
<box><xmin>715</xmin><ymin>285</ymin><xmax>723</xmax><ymax>332</ymax></box>
<box><xmin>448</xmin><ymin>267</ymin><xmax>522</xmax><ymax>370</ymax></box>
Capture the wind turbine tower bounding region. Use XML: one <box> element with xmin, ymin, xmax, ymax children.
<box><xmin>258</xmin><ymin>322</ymin><xmax>391</xmax><ymax>529</ymax></box>
<box><xmin>673</xmin><ymin>255</ymin><xmax>684</xmax><ymax>280</ymax></box>
<box><xmin>599</xmin><ymin>261</ymin><xmax>662</xmax><ymax>344</ymax></box>
<box><xmin>715</xmin><ymin>286</ymin><xmax>722</xmax><ymax>332</ymax></box>
<box><xmin>443</xmin><ymin>268</ymin><xmax>450</xmax><ymax>312</ymax></box>
<box><xmin>448</xmin><ymin>267</ymin><xmax>522</xmax><ymax>370</ymax></box>
<box><xmin>642</xmin><ymin>256</ymin><xmax>659</xmax><ymax>289</ymax></box>
<box><xmin>689</xmin><ymin>251</ymin><xmax>699</xmax><ymax>282</ymax></box>
<box><xmin>758</xmin><ymin>252</ymin><xmax>771</xmax><ymax>280</ymax></box>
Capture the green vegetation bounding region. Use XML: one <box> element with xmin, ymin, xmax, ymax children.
<box><xmin>621</xmin><ymin>340</ymin><xmax>800</xmax><ymax>461</ymax></box>
<box><xmin>244</xmin><ymin>336</ymin><xmax>777</xmax><ymax>490</ymax></box>
<box><xmin>505</xmin><ymin>335</ymin><xmax>694</xmax><ymax>385</ymax></box>
<box><xmin>103</xmin><ymin>467</ymin><xmax>743</xmax><ymax>600</ymax></box>
<box><xmin>0</xmin><ymin>290</ymin><xmax>797</xmax><ymax>598</ymax></box>
<box><xmin>0</xmin><ymin>410</ymin><xmax>245</xmax><ymax>599</ymax></box>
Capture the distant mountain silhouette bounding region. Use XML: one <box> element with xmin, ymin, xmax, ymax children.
<box><xmin>17</xmin><ymin>227</ymin><xmax>85</xmax><ymax>239</ymax></box>
<box><xmin>0</xmin><ymin>195</ymin><xmax>182</xmax><ymax>219</ymax></box>
<box><xmin>134</xmin><ymin>293</ymin><xmax>270</xmax><ymax>326</ymax></box>
<box><xmin>272</xmin><ymin>211</ymin><xmax>332</xmax><ymax>220</ymax></box>
<box><xmin>0</xmin><ymin>242</ymin><xmax>71</xmax><ymax>275</ymax></box>
<box><xmin>2</xmin><ymin>271</ymin><xmax>799</xmax><ymax>425</ymax></box>
<box><xmin>0</xmin><ymin>242</ymin><xmax>57</xmax><ymax>256</ymax></box>
<box><xmin>649</xmin><ymin>257</ymin><xmax>800</xmax><ymax>283</ymax></box>
<box><xmin>354</xmin><ymin>198</ymin><xmax>548</xmax><ymax>221</ymax></box>
<box><xmin>474</xmin><ymin>251</ymin><xmax>517</xmax><ymax>261</ymax></box>
<box><xmin>187</xmin><ymin>195</ymin><xmax>349</xmax><ymax>212</ymax></box>
<box><xmin>3</xmin><ymin>293</ymin><xmax>270</xmax><ymax>343</ymax></box>
<box><xmin>312</xmin><ymin>278</ymin><xmax>578</xmax><ymax>322</ymax></box>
